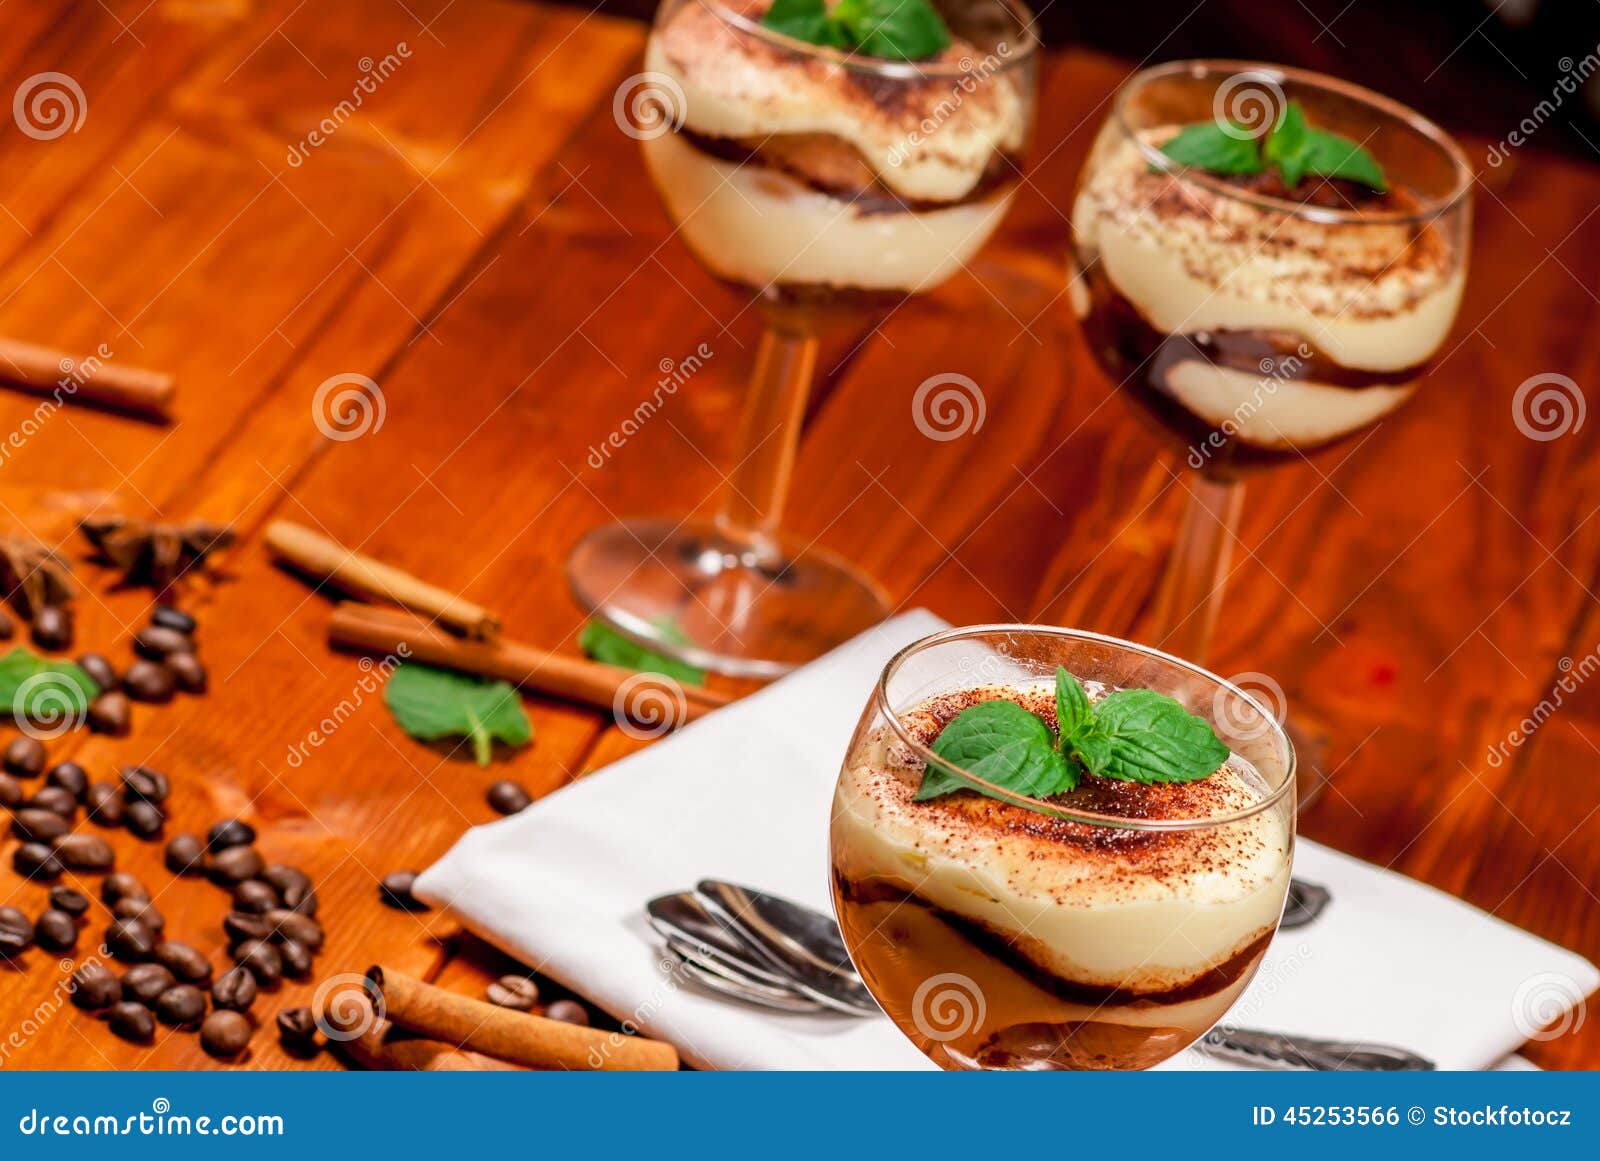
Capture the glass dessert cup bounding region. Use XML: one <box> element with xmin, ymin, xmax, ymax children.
<box><xmin>1069</xmin><ymin>61</ymin><xmax>1473</xmax><ymax>668</ymax></box>
<box><xmin>830</xmin><ymin>625</ymin><xmax>1296</xmax><ymax>1070</ymax></box>
<box><xmin>567</xmin><ymin>0</ymin><xmax>1039</xmax><ymax>679</ymax></box>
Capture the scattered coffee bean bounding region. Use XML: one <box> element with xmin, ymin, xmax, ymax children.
<box><xmin>102</xmin><ymin>871</ymin><xmax>149</xmax><ymax>906</ymax></box>
<box><xmin>105</xmin><ymin>918</ymin><xmax>156</xmax><ymax>962</ymax></box>
<box><xmin>379</xmin><ymin>871</ymin><xmax>428</xmax><ymax>911</ymax></box>
<box><xmin>3</xmin><ymin>736</ymin><xmax>46</xmax><ymax>778</ymax></box>
<box><xmin>208</xmin><ymin>845</ymin><xmax>264</xmax><ymax>886</ymax></box>
<box><xmin>544</xmin><ymin>999</ymin><xmax>590</xmax><ymax>1026</ymax></box>
<box><xmin>232</xmin><ymin>880</ymin><xmax>278</xmax><ymax>914</ymax></box>
<box><xmin>277</xmin><ymin>939</ymin><xmax>312</xmax><ymax>979</ymax></box>
<box><xmin>134</xmin><ymin>625</ymin><xmax>193</xmax><ymax>661</ymax></box>
<box><xmin>32</xmin><ymin>909</ymin><xmax>77</xmax><ymax>951</ymax></box>
<box><xmin>486</xmin><ymin>779</ymin><xmax>533</xmax><ymax>815</ymax></box>
<box><xmin>122</xmin><ymin>660</ymin><xmax>175</xmax><ymax>703</ymax></box>
<box><xmin>12</xmin><ymin>808</ymin><xmax>68</xmax><ymax>844</ymax></box>
<box><xmin>155</xmin><ymin>984</ymin><xmax>206</xmax><ymax>1028</ymax></box>
<box><xmin>262</xmin><ymin>909</ymin><xmax>323</xmax><ymax>951</ymax></box>
<box><xmin>27</xmin><ymin>786</ymin><xmax>77</xmax><ymax>817</ymax></box>
<box><xmin>222</xmin><ymin>911</ymin><xmax>271</xmax><ymax>946</ymax></box>
<box><xmin>0</xmin><ymin>907</ymin><xmax>35</xmax><ymax>957</ymax></box>
<box><xmin>44</xmin><ymin>761</ymin><xmax>88</xmax><ymax>801</ymax></box>
<box><xmin>164</xmin><ymin>833</ymin><xmax>204</xmax><ymax>875</ymax></box>
<box><xmin>486</xmin><ymin>975</ymin><xmax>539</xmax><ymax>1011</ymax></box>
<box><xmin>70</xmin><ymin>963</ymin><xmax>118</xmax><ymax>1010</ymax></box>
<box><xmin>85</xmin><ymin>782</ymin><xmax>125</xmax><ymax>826</ymax></box>
<box><xmin>154</xmin><ymin>941</ymin><xmax>212</xmax><ymax>986</ymax></box>
<box><xmin>52</xmin><ymin>833</ymin><xmax>114</xmax><ymax>872</ymax></box>
<box><xmin>124</xmin><ymin>799</ymin><xmax>164</xmax><ymax>840</ymax></box>
<box><xmin>30</xmin><ymin>606</ymin><xmax>73</xmax><ymax>652</ymax></box>
<box><xmin>200</xmin><ymin>1009</ymin><xmax>251</xmax><ymax>1059</ymax></box>
<box><xmin>0</xmin><ymin>772</ymin><xmax>20</xmax><ymax>809</ymax></box>
<box><xmin>112</xmin><ymin>898</ymin><xmax>164</xmax><ymax>933</ymax></box>
<box><xmin>207</xmin><ymin>819</ymin><xmax>256</xmax><ymax>852</ymax></box>
<box><xmin>108</xmin><ymin>1001</ymin><xmax>155</xmax><ymax>1042</ymax></box>
<box><xmin>283</xmin><ymin>884</ymin><xmax>317</xmax><ymax>917</ymax></box>
<box><xmin>87</xmin><ymin>691</ymin><xmax>131</xmax><ymax>736</ymax></box>
<box><xmin>121</xmin><ymin>963</ymin><xmax>177</xmax><ymax>1006</ymax></box>
<box><xmin>233</xmin><ymin>939</ymin><xmax>282</xmax><ymax>986</ymax></box>
<box><xmin>76</xmin><ymin>653</ymin><xmax>119</xmax><ymax>692</ymax></box>
<box><xmin>260</xmin><ymin>864</ymin><xmax>311</xmax><ymax>896</ymax></box>
<box><xmin>152</xmin><ymin>605</ymin><xmax>197</xmax><ymax>635</ymax></box>
<box><xmin>120</xmin><ymin>765</ymin><xmax>170</xmax><ymax>803</ymax></box>
<box><xmin>0</xmin><ymin>614</ymin><xmax>11</xmax><ymax>640</ymax></box>
<box><xmin>166</xmin><ymin>652</ymin><xmax>207</xmax><ymax>694</ymax></box>
<box><xmin>48</xmin><ymin>886</ymin><xmax>89</xmax><ymax>916</ymax></box>
<box><xmin>211</xmin><ymin>966</ymin><xmax>257</xmax><ymax>1011</ymax></box>
<box><xmin>276</xmin><ymin>1007</ymin><xmax>318</xmax><ymax>1051</ymax></box>
<box><xmin>13</xmin><ymin>842</ymin><xmax>61</xmax><ymax>881</ymax></box>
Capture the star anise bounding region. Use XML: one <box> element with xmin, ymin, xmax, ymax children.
<box><xmin>0</xmin><ymin>535</ymin><xmax>75</xmax><ymax>618</ymax></box>
<box><xmin>79</xmin><ymin>516</ymin><xmax>236</xmax><ymax>591</ymax></box>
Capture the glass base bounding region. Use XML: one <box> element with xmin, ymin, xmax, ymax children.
<box><xmin>566</xmin><ymin>517</ymin><xmax>891</xmax><ymax>680</ymax></box>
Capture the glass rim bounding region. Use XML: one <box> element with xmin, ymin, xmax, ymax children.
<box><xmin>872</xmin><ymin>623</ymin><xmax>1297</xmax><ymax>830</ymax></box>
<box><xmin>1113</xmin><ymin>58</ymin><xmax>1475</xmax><ymax>226</ymax></box>
<box><xmin>693</xmin><ymin>0</ymin><xmax>1042</xmax><ymax>80</ymax></box>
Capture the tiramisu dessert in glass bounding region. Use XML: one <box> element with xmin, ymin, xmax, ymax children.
<box><xmin>831</xmin><ymin>625</ymin><xmax>1295</xmax><ymax>1070</ymax></box>
<box><xmin>567</xmin><ymin>0</ymin><xmax>1038</xmax><ymax>678</ymax></box>
<box><xmin>1069</xmin><ymin>62</ymin><xmax>1471</xmax><ymax>666</ymax></box>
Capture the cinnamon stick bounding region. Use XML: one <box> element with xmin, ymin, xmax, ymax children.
<box><xmin>266</xmin><ymin>519</ymin><xmax>500</xmax><ymax>640</ymax></box>
<box><xmin>329</xmin><ymin>603</ymin><xmax>731</xmax><ymax>723</ymax></box>
<box><xmin>0</xmin><ymin>336</ymin><xmax>174</xmax><ymax>420</ymax></box>
<box><xmin>327</xmin><ymin>991</ymin><xmax>523</xmax><ymax>1072</ymax></box>
<box><xmin>366</xmin><ymin>965</ymin><xmax>679</xmax><ymax>1072</ymax></box>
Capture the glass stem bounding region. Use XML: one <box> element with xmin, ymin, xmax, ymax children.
<box><xmin>1149</xmin><ymin>473</ymin><xmax>1245</xmax><ymax>665</ymax></box>
<box><xmin>714</xmin><ymin>317</ymin><xmax>817</xmax><ymax>569</ymax></box>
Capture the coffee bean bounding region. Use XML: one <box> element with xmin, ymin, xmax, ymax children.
<box><xmin>200</xmin><ymin>1009</ymin><xmax>251</xmax><ymax>1059</ymax></box>
<box><xmin>12</xmin><ymin>808</ymin><xmax>68</xmax><ymax>843</ymax></box>
<box><xmin>70</xmin><ymin>963</ymin><xmax>118</xmax><ymax>1010</ymax></box>
<box><xmin>76</xmin><ymin>653</ymin><xmax>119</xmax><ymax>692</ymax></box>
<box><xmin>134</xmin><ymin>625</ymin><xmax>193</xmax><ymax>661</ymax></box>
<box><xmin>3</xmin><ymin>736</ymin><xmax>46</xmax><ymax>778</ymax></box>
<box><xmin>85</xmin><ymin>782</ymin><xmax>125</xmax><ymax>826</ymax></box>
<box><xmin>544</xmin><ymin>999</ymin><xmax>590</xmax><ymax>1026</ymax></box>
<box><xmin>121</xmin><ymin>962</ymin><xmax>176</xmax><ymax>1006</ymax></box>
<box><xmin>51</xmin><ymin>833</ymin><xmax>114</xmax><ymax>872</ymax></box>
<box><xmin>164</xmin><ymin>833</ymin><xmax>204</xmax><ymax>875</ymax></box>
<box><xmin>278</xmin><ymin>939</ymin><xmax>312</xmax><ymax>980</ymax></box>
<box><xmin>124</xmin><ymin>799</ymin><xmax>164</xmax><ymax>840</ymax></box>
<box><xmin>283</xmin><ymin>884</ymin><xmax>317</xmax><ymax>917</ymax></box>
<box><xmin>486</xmin><ymin>779</ymin><xmax>533</xmax><ymax>815</ymax></box>
<box><xmin>0</xmin><ymin>613</ymin><xmax>11</xmax><ymax>639</ymax></box>
<box><xmin>122</xmin><ymin>660</ymin><xmax>175</xmax><ymax>703</ymax></box>
<box><xmin>105</xmin><ymin>918</ymin><xmax>156</xmax><ymax>962</ymax></box>
<box><xmin>30</xmin><ymin>606</ymin><xmax>72</xmax><ymax>652</ymax></box>
<box><xmin>108</xmin><ymin>1001</ymin><xmax>155</xmax><ymax>1042</ymax></box>
<box><xmin>276</xmin><ymin>1007</ymin><xmax>318</xmax><ymax>1050</ymax></box>
<box><xmin>211</xmin><ymin>966</ymin><xmax>257</xmax><ymax>1011</ymax></box>
<box><xmin>166</xmin><ymin>652</ymin><xmax>208</xmax><ymax>694</ymax></box>
<box><xmin>32</xmin><ymin>909</ymin><xmax>77</xmax><ymax>951</ymax></box>
<box><xmin>48</xmin><ymin>886</ymin><xmax>89</xmax><ymax>916</ymax></box>
<box><xmin>379</xmin><ymin>871</ymin><xmax>428</xmax><ymax>911</ymax></box>
<box><xmin>260</xmin><ymin>864</ymin><xmax>311</xmax><ymax>896</ymax></box>
<box><xmin>0</xmin><ymin>907</ymin><xmax>34</xmax><ymax>957</ymax></box>
<box><xmin>206</xmin><ymin>819</ymin><xmax>256</xmax><ymax>852</ymax></box>
<box><xmin>262</xmin><ymin>909</ymin><xmax>323</xmax><ymax>951</ymax></box>
<box><xmin>112</xmin><ymin>898</ymin><xmax>164</xmax><ymax>933</ymax></box>
<box><xmin>120</xmin><ymin>765</ymin><xmax>169</xmax><ymax>803</ymax></box>
<box><xmin>155</xmin><ymin>984</ymin><xmax>206</xmax><ymax>1028</ymax></box>
<box><xmin>87</xmin><ymin>691</ymin><xmax>131</xmax><ymax>736</ymax></box>
<box><xmin>13</xmin><ymin>842</ymin><xmax>61</xmax><ymax>881</ymax></box>
<box><xmin>486</xmin><ymin>975</ymin><xmax>539</xmax><ymax>1011</ymax></box>
<box><xmin>27</xmin><ymin>786</ymin><xmax>77</xmax><ymax>818</ymax></box>
<box><xmin>0</xmin><ymin>772</ymin><xmax>20</xmax><ymax>809</ymax></box>
<box><xmin>232</xmin><ymin>880</ymin><xmax>278</xmax><ymax>914</ymax></box>
<box><xmin>208</xmin><ymin>845</ymin><xmax>264</xmax><ymax>886</ymax></box>
<box><xmin>44</xmin><ymin>761</ymin><xmax>88</xmax><ymax>801</ymax></box>
<box><xmin>154</xmin><ymin>941</ymin><xmax>212</xmax><ymax>986</ymax></box>
<box><xmin>222</xmin><ymin>911</ymin><xmax>271</xmax><ymax>945</ymax></box>
<box><xmin>101</xmin><ymin>871</ymin><xmax>149</xmax><ymax>906</ymax></box>
<box><xmin>233</xmin><ymin>939</ymin><xmax>282</xmax><ymax>986</ymax></box>
<box><xmin>152</xmin><ymin>605</ymin><xmax>197</xmax><ymax>635</ymax></box>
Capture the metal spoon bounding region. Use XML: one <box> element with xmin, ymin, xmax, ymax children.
<box><xmin>664</xmin><ymin>941</ymin><xmax>831</xmax><ymax>1013</ymax></box>
<box><xmin>1280</xmin><ymin>878</ymin><xmax>1332</xmax><ymax>930</ymax></box>
<box><xmin>1199</xmin><ymin>1026</ymin><xmax>1435</xmax><ymax>1071</ymax></box>
<box><xmin>647</xmin><ymin>892</ymin><xmax>800</xmax><ymax>990</ymax></box>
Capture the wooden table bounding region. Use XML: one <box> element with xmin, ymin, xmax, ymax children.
<box><xmin>0</xmin><ymin>0</ymin><xmax>1595</xmax><ymax>1069</ymax></box>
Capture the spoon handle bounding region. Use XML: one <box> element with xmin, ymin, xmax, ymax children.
<box><xmin>1200</xmin><ymin>1026</ymin><xmax>1435</xmax><ymax>1071</ymax></box>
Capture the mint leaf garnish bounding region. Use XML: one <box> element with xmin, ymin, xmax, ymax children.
<box><xmin>1083</xmin><ymin>689</ymin><xmax>1230</xmax><ymax>784</ymax></box>
<box><xmin>916</xmin><ymin>698</ymin><xmax>1074</xmax><ymax>802</ymax></box>
<box><xmin>762</xmin><ymin>0</ymin><xmax>950</xmax><ymax>61</ymax></box>
<box><xmin>580</xmin><ymin>619</ymin><xmax>706</xmax><ymax>686</ymax></box>
<box><xmin>1161</xmin><ymin>99</ymin><xmax>1387</xmax><ymax>192</ymax></box>
<box><xmin>0</xmin><ymin>647</ymin><xmax>98</xmax><ymax>730</ymax></box>
<box><xmin>384</xmin><ymin>664</ymin><xmax>532</xmax><ymax>767</ymax></box>
<box><xmin>1160</xmin><ymin>122</ymin><xmax>1264</xmax><ymax>176</ymax></box>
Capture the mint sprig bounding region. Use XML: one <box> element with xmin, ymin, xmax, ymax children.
<box><xmin>0</xmin><ymin>647</ymin><xmax>99</xmax><ymax>731</ymax></box>
<box><xmin>580</xmin><ymin>619</ymin><xmax>706</xmax><ymax>686</ymax></box>
<box><xmin>1160</xmin><ymin>99</ymin><xmax>1387</xmax><ymax>192</ymax></box>
<box><xmin>916</xmin><ymin>667</ymin><xmax>1228</xmax><ymax>807</ymax></box>
<box><xmin>762</xmin><ymin>0</ymin><xmax>951</xmax><ymax>62</ymax></box>
<box><xmin>384</xmin><ymin>663</ymin><xmax>533</xmax><ymax>767</ymax></box>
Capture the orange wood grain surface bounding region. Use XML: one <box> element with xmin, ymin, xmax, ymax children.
<box><xmin>0</xmin><ymin>0</ymin><xmax>1594</xmax><ymax>1069</ymax></box>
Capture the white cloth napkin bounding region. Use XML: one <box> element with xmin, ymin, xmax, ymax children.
<box><xmin>416</xmin><ymin>610</ymin><xmax>1598</xmax><ymax>1071</ymax></box>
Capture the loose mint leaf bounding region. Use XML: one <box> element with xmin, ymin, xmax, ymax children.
<box><xmin>1087</xmin><ymin>689</ymin><xmax>1228</xmax><ymax>784</ymax></box>
<box><xmin>0</xmin><ymin>647</ymin><xmax>98</xmax><ymax>730</ymax></box>
<box><xmin>762</xmin><ymin>0</ymin><xmax>847</xmax><ymax>47</ymax></box>
<box><xmin>579</xmin><ymin>619</ymin><xmax>706</xmax><ymax>686</ymax></box>
<box><xmin>916</xmin><ymin>699</ymin><xmax>1075</xmax><ymax>802</ymax></box>
<box><xmin>1160</xmin><ymin>122</ymin><xmax>1263</xmax><ymax>176</ymax></box>
<box><xmin>385</xmin><ymin>664</ymin><xmax>532</xmax><ymax>767</ymax></box>
<box><xmin>1264</xmin><ymin>100</ymin><xmax>1387</xmax><ymax>191</ymax></box>
<box><xmin>1054</xmin><ymin>666</ymin><xmax>1093</xmax><ymax>740</ymax></box>
<box><xmin>763</xmin><ymin>0</ymin><xmax>949</xmax><ymax>60</ymax></box>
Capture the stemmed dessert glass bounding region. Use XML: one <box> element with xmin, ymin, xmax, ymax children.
<box><xmin>830</xmin><ymin>624</ymin><xmax>1296</xmax><ymax>1070</ymax></box>
<box><xmin>567</xmin><ymin>0</ymin><xmax>1039</xmax><ymax>678</ymax></box>
<box><xmin>1069</xmin><ymin>61</ymin><xmax>1473</xmax><ymax>666</ymax></box>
